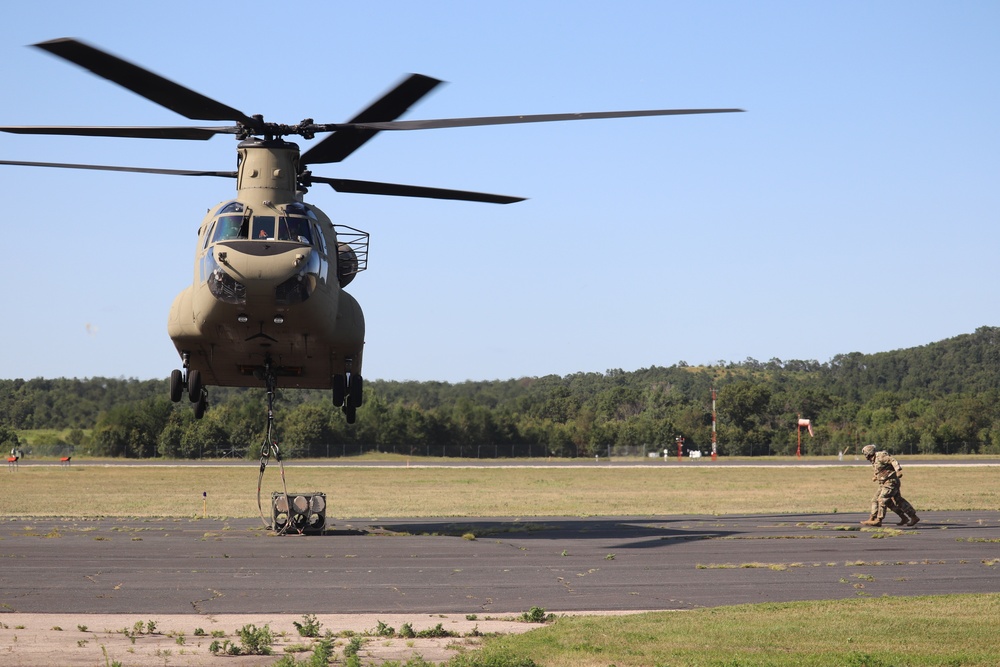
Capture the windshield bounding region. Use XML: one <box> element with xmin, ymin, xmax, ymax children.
<box><xmin>251</xmin><ymin>216</ymin><xmax>275</xmax><ymax>240</ymax></box>
<box><xmin>209</xmin><ymin>212</ymin><xmax>315</xmax><ymax>244</ymax></box>
<box><xmin>211</xmin><ymin>215</ymin><xmax>248</xmax><ymax>242</ymax></box>
<box><xmin>278</xmin><ymin>216</ymin><xmax>313</xmax><ymax>243</ymax></box>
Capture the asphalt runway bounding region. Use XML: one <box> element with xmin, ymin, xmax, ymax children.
<box><xmin>3</xmin><ymin>511</ymin><xmax>999</xmax><ymax>615</ymax></box>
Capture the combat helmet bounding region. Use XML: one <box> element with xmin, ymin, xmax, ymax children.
<box><xmin>862</xmin><ymin>444</ymin><xmax>876</xmax><ymax>459</ymax></box>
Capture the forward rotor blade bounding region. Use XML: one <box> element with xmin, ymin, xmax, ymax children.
<box><xmin>34</xmin><ymin>38</ymin><xmax>255</xmax><ymax>124</ymax></box>
<box><xmin>0</xmin><ymin>159</ymin><xmax>236</xmax><ymax>178</ymax></box>
<box><xmin>301</xmin><ymin>74</ymin><xmax>443</xmax><ymax>165</ymax></box>
<box><xmin>353</xmin><ymin>107</ymin><xmax>745</xmax><ymax>131</ymax></box>
<box><xmin>310</xmin><ymin>176</ymin><xmax>524</xmax><ymax>204</ymax></box>
<box><xmin>0</xmin><ymin>125</ymin><xmax>234</xmax><ymax>140</ymax></box>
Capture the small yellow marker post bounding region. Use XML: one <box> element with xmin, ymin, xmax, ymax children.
<box><xmin>202</xmin><ymin>491</ymin><xmax>207</xmax><ymax>518</ymax></box>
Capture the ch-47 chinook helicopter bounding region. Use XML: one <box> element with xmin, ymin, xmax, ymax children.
<box><xmin>2</xmin><ymin>38</ymin><xmax>742</xmax><ymax>426</ymax></box>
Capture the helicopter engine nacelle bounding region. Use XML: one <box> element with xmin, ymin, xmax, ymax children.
<box><xmin>337</xmin><ymin>243</ymin><xmax>359</xmax><ymax>288</ymax></box>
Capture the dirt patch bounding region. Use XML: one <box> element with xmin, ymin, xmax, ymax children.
<box><xmin>0</xmin><ymin>612</ymin><xmax>546</xmax><ymax>666</ymax></box>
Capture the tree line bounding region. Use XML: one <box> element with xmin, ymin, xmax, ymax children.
<box><xmin>4</xmin><ymin>326</ymin><xmax>1000</xmax><ymax>459</ymax></box>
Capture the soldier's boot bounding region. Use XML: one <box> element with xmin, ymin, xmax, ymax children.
<box><xmin>860</xmin><ymin>518</ymin><xmax>882</xmax><ymax>527</ymax></box>
<box><xmin>906</xmin><ymin>514</ymin><xmax>920</xmax><ymax>527</ymax></box>
<box><xmin>895</xmin><ymin>513</ymin><xmax>910</xmax><ymax>526</ymax></box>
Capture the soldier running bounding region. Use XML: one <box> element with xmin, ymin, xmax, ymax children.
<box><xmin>860</xmin><ymin>444</ymin><xmax>920</xmax><ymax>527</ymax></box>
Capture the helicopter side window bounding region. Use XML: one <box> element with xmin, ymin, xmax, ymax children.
<box><xmin>211</xmin><ymin>215</ymin><xmax>247</xmax><ymax>243</ymax></box>
<box><xmin>252</xmin><ymin>216</ymin><xmax>275</xmax><ymax>240</ymax></box>
<box><xmin>202</xmin><ymin>221</ymin><xmax>216</xmax><ymax>249</ymax></box>
<box><xmin>312</xmin><ymin>222</ymin><xmax>327</xmax><ymax>254</ymax></box>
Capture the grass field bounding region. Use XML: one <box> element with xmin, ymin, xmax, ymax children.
<box><xmin>2</xmin><ymin>458</ymin><xmax>997</xmax><ymax>519</ymax></box>
<box><xmin>471</xmin><ymin>594</ymin><xmax>1000</xmax><ymax>667</ymax></box>
<box><xmin>4</xmin><ymin>458</ymin><xmax>998</xmax><ymax>666</ymax></box>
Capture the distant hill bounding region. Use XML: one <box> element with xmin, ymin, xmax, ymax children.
<box><xmin>3</xmin><ymin>326</ymin><xmax>999</xmax><ymax>457</ymax></box>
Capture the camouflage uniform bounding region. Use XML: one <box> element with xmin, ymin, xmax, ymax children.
<box><xmin>860</xmin><ymin>445</ymin><xmax>919</xmax><ymax>527</ymax></box>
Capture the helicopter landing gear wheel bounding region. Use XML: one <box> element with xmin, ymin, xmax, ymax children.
<box><xmin>194</xmin><ymin>390</ymin><xmax>208</xmax><ymax>419</ymax></box>
<box><xmin>169</xmin><ymin>369</ymin><xmax>183</xmax><ymax>403</ymax></box>
<box><xmin>332</xmin><ymin>374</ymin><xmax>346</xmax><ymax>407</ymax></box>
<box><xmin>187</xmin><ymin>369</ymin><xmax>202</xmax><ymax>403</ymax></box>
<box><xmin>170</xmin><ymin>356</ymin><xmax>208</xmax><ymax>416</ymax></box>
<box><xmin>343</xmin><ymin>404</ymin><xmax>357</xmax><ymax>424</ymax></box>
<box><xmin>347</xmin><ymin>374</ymin><xmax>363</xmax><ymax>408</ymax></box>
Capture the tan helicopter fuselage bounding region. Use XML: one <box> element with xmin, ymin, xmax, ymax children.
<box><xmin>167</xmin><ymin>140</ymin><xmax>365</xmax><ymax>389</ymax></box>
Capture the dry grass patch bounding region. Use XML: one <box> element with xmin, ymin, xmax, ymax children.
<box><xmin>2</xmin><ymin>464</ymin><xmax>998</xmax><ymax>518</ymax></box>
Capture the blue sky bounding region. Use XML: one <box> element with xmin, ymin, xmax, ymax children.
<box><xmin>2</xmin><ymin>1</ymin><xmax>998</xmax><ymax>383</ymax></box>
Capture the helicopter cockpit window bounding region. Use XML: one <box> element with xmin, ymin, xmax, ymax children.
<box><xmin>211</xmin><ymin>215</ymin><xmax>248</xmax><ymax>243</ymax></box>
<box><xmin>252</xmin><ymin>216</ymin><xmax>276</xmax><ymax>240</ymax></box>
<box><xmin>277</xmin><ymin>216</ymin><xmax>313</xmax><ymax>244</ymax></box>
<box><xmin>217</xmin><ymin>201</ymin><xmax>245</xmax><ymax>215</ymax></box>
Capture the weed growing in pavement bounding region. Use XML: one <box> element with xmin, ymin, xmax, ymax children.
<box><xmin>958</xmin><ymin>537</ymin><xmax>1000</xmax><ymax>543</ymax></box>
<box><xmin>416</xmin><ymin>623</ymin><xmax>457</xmax><ymax>638</ymax></box>
<box><xmin>273</xmin><ymin>637</ymin><xmax>335</xmax><ymax>667</ymax></box>
<box><xmin>519</xmin><ymin>606</ymin><xmax>554</xmax><ymax>623</ymax></box>
<box><xmin>293</xmin><ymin>613</ymin><xmax>322</xmax><ymax>638</ymax></box>
<box><xmin>209</xmin><ymin>639</ymin><xmax>241</xmax><ymax>656</ymax></box>
<box><xmin>237</xmin><ymin>623</ymin><xmax>274</xmax><ymax>655</ymax></box>
<box><xmin>101</xmin><ymin>645</ymin><xmax>123</xmax><ymax>667</ymax></box>
<box><xmin>379</xmin><ymin>657</ymin><xmax>439</xmax><ymax>666</ymax></box>
<box><xmin>344</xmin><ymin>635</ymin><xmax>364</xmax><ymax>659</ymax></box>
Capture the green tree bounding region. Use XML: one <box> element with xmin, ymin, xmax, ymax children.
<box><xmin>281</xmin><ymin>402</ymin><xmax>337</xmax><ymax>457</ymax></box>
<box><xmin>0</xmin><ymin>423</ymin><xmax>20</xmax><ymax>452</ymax></box>
<box><xmin>91</xmin><ymin>398</ymin><xmax>172</xmax><ymax>458</ymax></box>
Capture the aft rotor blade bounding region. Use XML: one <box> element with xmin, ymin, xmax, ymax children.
<box><xmin>301</xmin><ymin>74</ymin><xmax>443</xmax><ymax>165</ymax></box>
<box><xmin>34</xmin><ymin>38</ymin><xmax>256</xmax><ymax>124</ymax></box>
<box><xmin>353</xmin><ymin>108</ymin><xmax>745</xmax><ymax>131</ymax></box>
<box><xmin>311</xmin><ymin>176</ymin><xmax>524</xmax><ymax>204</ymax></box>
<box><xmin>0</xmin><ymin>159</ymin><xmax>236</xmax><ymax>178</ymax></box>
<box><xmin>0</xmin><ymin>125</ymin><xmax>234</xmax><ymax>140</ymax></box>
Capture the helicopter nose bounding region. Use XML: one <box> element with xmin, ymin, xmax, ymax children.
<box><xmin>216</xmin><ymin>241</ymin><xmax>312</xmax><ymax>282</ymax></box>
